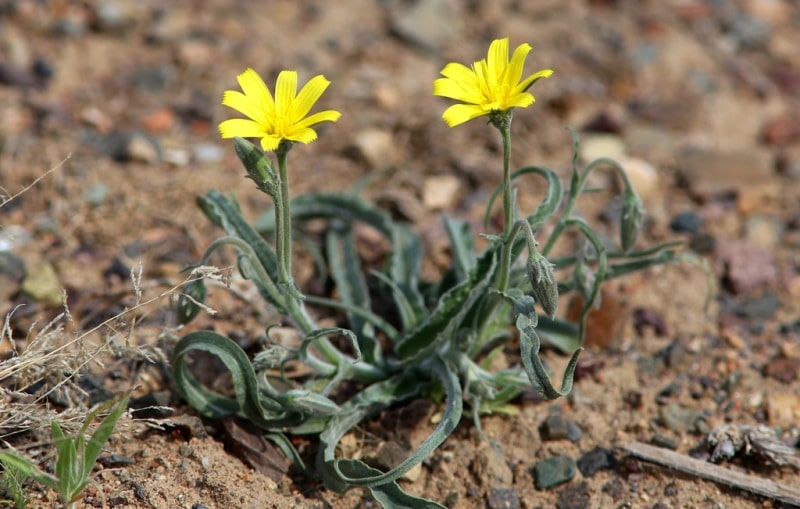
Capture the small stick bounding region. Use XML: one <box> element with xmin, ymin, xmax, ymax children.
<box><xmin>619</xmin><ymin>442</ymin><xmax>800</xmax><ymax>507</ymax></box>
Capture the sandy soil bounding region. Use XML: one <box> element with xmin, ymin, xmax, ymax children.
<box><xmin>2</xmin><ymin>1</ymin><xmax>800</xmax><ymax>508</ymax></box>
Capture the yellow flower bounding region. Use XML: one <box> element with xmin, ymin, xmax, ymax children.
<box><xmin>433</xmin><ymin>38</ymin><xmax>553</xmax><ymax>127</ymax></box>
<box><xmin>219</xmin><ymin>68</ymin><xmax>341</xmax><ymax>151</ymax></box>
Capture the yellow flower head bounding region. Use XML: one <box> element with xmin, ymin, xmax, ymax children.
<box><xmin>433</xmin><ymin>38</ymin><xmax>553</xmax><ymax>127</ymax></box>
<box><xmin>219</xmin><ymin>68</ymin><xmax>341</xmax><ymax>152</ymax></box>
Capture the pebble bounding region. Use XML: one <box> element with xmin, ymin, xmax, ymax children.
<box><xmin>762</xmin><ymin>357</ymin><xmax>800</xmax><ymax>383</ymax></box>
<box><xmin>471</xmin><ymin>443</ymin><xmax>513</xmax><ymax>486</ymax></box>
<box><xmin>729</xmin><ymin>291</ymin><xmax>781</xmax><ymax>320</ymax></box>
<box><xmin>0</xmin><ymin>252</ymin><xmax>25</xmax><ymax>307</ymax></box>
<box><xmin>632</xmin><ymin>307</ymin><xmax>668</xmax><ymax>337</ymax></box>
<box><xmin>766</xmin><ymin>392</ymin><xmax>800</xmax><ymax>428</ymax></box>
<box><xmin>352</xmin><ymin>128</ymin><xmax>397</xmax><ymax>170</ymax></box>
<box><xmin>776</xmin><ymin>146</ymin><xmax>800</xmax><ymax>180</ymax></box>
<box><xmin>744</xmin><ymin>214</ymin><xmax>783</xmax><ymax>250</ymax></box>
<box><xmin>95</xmin><ymin>131</ymin><xmax>162</xmax><ymax>163</ymax></box>
<box><xmin>670</xmin><ymin>211</ymin><xmax>703</xmax><ymax>234</ymax></box>
<box><xmin>21</xmin><ymin>262</ymin><xmax>62</xmax><ymax>307</ymax></box>
<box><xmin>659</xmin><ymin>403</ymin><xmax>708</xmax><ymax>434</ymax></box>
<box><xmin>715</xmin><ymin>239</ymin><xmax>778</xmax><ymax>294</ymax></box>
<box><xmin>576</xmin><ymin>448</ymin><xmax>617</xmax><ymax>477</ymax></box>
<box><xmin>486</xmin><ymin>488</ymin><xmax>520</xmax><ymax>509</ymax></box>
<box><xmin>539</xmin><ymin>407</ymin><xmax>582</xmax><ymax>442</ymax></box>
<box><xmin>388</xmin><ymin>0</ymin><xmax>463</xmax><ymax>53</ymax></box>
<box><xmin>533</xmin><ymin>455</ymin><xmax>576</xmax><ymax>490</ymax></box>
<box><xmin>193</xmin><ymin>143</ymin><xmax>225</xmax><ymax>163</ymax></box>
<box><xmin>373</xmin><ymin>441</ymin><xmax>421</xmax><ymax>482</ymax></box>
<box><xmin>423</xmin><ymin>175</ymin><xmax>461</xmax><ymax>211</ymax></box>
<box><xmin>762</xmin><ymin>113</ymin><xmax>800</xmax><ymax>146</ymax></box>
<box><xmin>678</xmin><ymin>148</ymin><xmax>773</xmax><ymax>198</ymax></box>
<box><xmin>617</xmin><ymin>156</ymin><xmax>661</xmax><ymax>205</ymax></box>
<box><xmin>649</xmin><ymin>434</ymin><xmax>678</xmax><ymax>450</ymax></box>
<box><xmin>579</xmin><ymin>134</ymin><xmax>627</xmax><ymax>163</ymax></box>
<box><xmin>556</xmin><ymin>481</ymin><xmax>591</xmax><ymax>509</ymax></box>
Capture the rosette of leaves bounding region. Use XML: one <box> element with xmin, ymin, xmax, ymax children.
<box><xmin>172</xmin><ymin>131</ymin><xmax>679</xmax><ymax>507</ymax></box>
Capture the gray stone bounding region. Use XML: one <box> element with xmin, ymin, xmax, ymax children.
<box><xmin>658</xmin><ymin>403</ymin><xmax>707</xmax><ymax>434</ymax></box>
<box><xmin>576</xmin><ymin>447</ymin><xmax>617</xmax><ymax>477</ymax></box>
<box><xmin>487</xmin><ymin>488</ymin><xmax>520</xmax><ymax>509</ymax></box>
<box><xmin>677</xmin><ymin>148</ymin><xmax>773</xmax><ymax>198</ymax></box>
<box><xmin>471</xmin><ymin>443</ymin><xmax>513</xmax><ymax>486</ymax></box>
<box><xmin>389</xmin><ymin>0</ymin><xmax>462</xmax><ymax>53</ymax></box>
<box><xmin>533</xmin><ymin>455</ymin><xmax>576</xmax><ymax>490</ymax></box>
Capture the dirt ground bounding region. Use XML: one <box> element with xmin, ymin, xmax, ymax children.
<box><xmin>2</xmin><ymin>0</ymin><xmax>800</xmax><ymax>508</ymax></box>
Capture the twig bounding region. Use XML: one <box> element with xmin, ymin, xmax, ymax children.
<box><xmin>620</xmin><ymin>442</ymin><xmax>800</xmax><ymax>507</ymax></box>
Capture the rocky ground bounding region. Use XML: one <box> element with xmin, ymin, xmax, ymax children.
<box><xmin>2</xmin><ymin>1</ymin><xmax>800</xmax><ymax>508</ymax></box>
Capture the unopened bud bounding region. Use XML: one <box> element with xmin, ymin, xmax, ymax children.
<box><xmin>526</xmin><ymin>251</ymin><xmax>559</xmax><ymax>318</ymax></box>
<box><xmin>620</xmin><ymin>187</ymin><xmax>644</xmax><ymax>252</ymax></box>
<box><xmin>233</xmin><ymin>137</ymin><xmax>279</xmax><ymax>197</ymax></box>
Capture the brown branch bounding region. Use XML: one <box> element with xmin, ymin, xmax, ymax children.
<box><xmin>619</xmin><ymin>441</ymin><xmax>800</xmax><ymax>507</ymax></box>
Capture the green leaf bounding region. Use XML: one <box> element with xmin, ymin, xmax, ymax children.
<box><xmin>0</xmin><ymin>451</ymin><xmax>59</xmax><ymax>492</ymax></box>
<box><xmin>172</xmin><ymin>331</ymin><xmax>282</xmax><ymax>430</ymax></box>
<box><xmin>51</xmin><ymin>420</ymin><xmax>79</xmax><ymax>502</ymax></box>
<box><xmin>485</xmin><ymin>165</ymin><xmax>563</xmax><ymax>230</ymax></box>
<box><xmin>81</xmin><ymin>395</ymin><xmax>129</xmax><ymax>483</ymax></box>
<box><xmin>264</xmin><ymin>193</ymin><xmax>427</xmax><ymax>329</ymax></box>
<box><xmin>319</xmin><ymin>355</ymin><xmax>461</xmax><ymax>498</ymax></box>
<box><xmin>534</xmin><ymin>316</ymin><xmax>581</xmax><ymax>354</ymax></box>
<box><xmin>325</xmin><ymin>225</ymin><xmax>381</xmax><ymax>364</ymax></box>
<box><xmin>197</xmin><ymin>190</ymin><xmax>281</xmax><ymax>306</ymax></box>
<box><xmin>341</xmin><ymin>461</ymin><xmax>446</xmax><ymax>508</ymax></box>
<box><xmin>443</xmin><ymin>215</ymin><xmax>475</xmax><ymax>282</ymax></box>
<box><xmin>395</xmin><ymin>247</ymin><xmax>497</xmax><ymax>361</ymax></box>
<box><xmin>318</xmin><ymin>373</ymin><xmax>424</xmax><ymax>493</ymax></box>
<box><xmin>517</xmin><ymin>313</ymin><xmax>581</xmax><ymax>400</ymax></box>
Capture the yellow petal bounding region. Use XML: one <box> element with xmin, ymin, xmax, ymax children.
<box><xmin>514</xmin><ymin>68</ymin><xmax>553</xmax><ymax>95</ymax></box>
<box><xmin>293</xmin><ymin>109</ymin><xmax>341</xmax><ymax>130</ymax></box>
<box><xmin>275</xmin><ymin>70</ymin><xmax>298</xmax><ymax>119</ymax></box>
<box><xmin>442</xmin><ymin>103</ymin><xmax>488</xmax><ymax>127</ymax></box>
<box><xmin>507</xmin><ymin>92</ymin><xmax>535</xmax><ymax>109</ymax></box>
<box><xmin>505</xmin><ymin>43</ymin><xmax>532</xmax><ymax>88</ymax></box>
<box><xmin>222</xmin><ymin>90</ymin><xmax>267</xmax><ymax>125</ymax></box>
<box><xmin>486</xmin><ymin>38</ymin><xmax>509</xmax><ymax>87</ymax></box>
<box><xmin>237</xmin><ymin>68</ymin><xmax>274</xmax><ymax>113</ymax></box>
<box><xmin>293</xmin><ymin>75</ymin><xmax>331</xmax><ymax>120</ymax></box>
<box><xmin>260</xmin><ymin>134</ymin><xmax>281</xmax><ymax>152</ymax></box>
<box><xmin>286</xmin><ymin>127</ymin><xmax>318</xmax><ymax>145</ymax></box>
<box><xmin>218</xmin><ymin>118</ymin><xmax>267</xmax><ymax>139</ymax></box>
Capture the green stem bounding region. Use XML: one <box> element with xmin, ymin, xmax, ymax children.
<box><xmin>493</xmin><ymin>112</ymin><xmax>514</xmax><ymax>291</ymax></box>
<box><xmin>272</xmin><ymin>143</ymin><xmax>380</xmax><ymax>382</ymax></box>
<box><xmin>275</xmin><ymin>143</ymin><xmax>294</xmax><ymax>293</ymax></box>
<box><xmin>542</xmin><ymin>156</ymin><xmax>628</xmax><ymax>257</ymax></box>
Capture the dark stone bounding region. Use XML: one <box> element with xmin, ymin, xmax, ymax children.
<box><xmin>689</xmin><ymin>232</ymin><xmax>716</xmax><ymax>253</ymax></box>
<box><xmin>633</xmin><ymin>307</ymin><xmax>668</xmax><ymax>337</ymax></box>
<box><xmin>602</xmin><ymin>478</ymin><xmax>625</xmax><ymax>501</ymax></box>
<box><xmin>533</xmin><ymin>455</ymin><xmax>576</xmax><ymax>490</ymax></box>
<box><xmin>577</xmin><ymin>447</ymin><xmax>617</xmax><ymax>477</ymax></box>
<box><xmin>664</xmin><ymin>482</ymin><xmax>678</xmax><ymax>497</ymax></box>
<box><xmin>670</xmin><ymin>211</ymin><xmax>703</xmax><ymax>233</ymax></box>
<box><xmin>565</xmin><ymin>420</ymin><xmax>583</xmax><ymax>442</ymax></box>
<box><xmin>763</xmin><ymin>357</ymin><xmax>800</xmax><ymax>383</ymax></box>
<box><xmin>486</xmin><ymin>488</ymin><xmax>520</xmax><ymax>509</ymax></box>
<box><xmin>540</xmin><ymin>413</ymin><xmax>569</xmax><ymax>441</ymax></box>
<box><xmin>730</xmin><ymin>291</ymin><xmax>781</xmax><ymax>320</ymax></box>
<box><xmin>556</xmin><ymin>481</ymin><xmax>590</xmax><ymax>509</ymax></box>
<box><xmin>649</xmin><ymin>434</ymin><xmax>678</xmax><ymax>450</ymax></box>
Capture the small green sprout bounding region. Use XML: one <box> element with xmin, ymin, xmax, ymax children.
<box><xmin>0</xmin><ymin>395</ymin><xmax>129</xmax><ymax>509</ymax></box>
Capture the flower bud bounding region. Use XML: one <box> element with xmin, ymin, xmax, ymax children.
<box><xmin>620</xmin><ymin>187</ymin><xmax>644</xmax><ymax>253</ymax></box>
<box><xmin>176</xmin><ymin>278</ymin><xmax>207</xmax><ymax>325</ymax></box>
<box><xmin>526</xmin><ymin>251</ymin><xmax>559</xmax><ymax>318</ymax></box>
<box><xmin>233</xmin><ymin>137</ymin><xmax>279</xmax><ymax>197</ymax></box>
